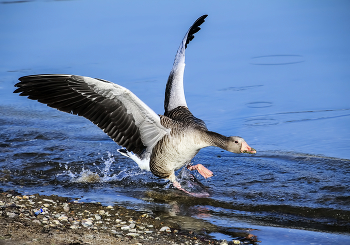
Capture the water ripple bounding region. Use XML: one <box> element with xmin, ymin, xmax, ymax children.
<box><xmin>250</xmin><ymin>55</ymin><xmax>305</xmax><ymax>65</ymax></box>
<box><xmin>245</xmin><ymin>108</ymin><xmax>350</xmax><ymax>126</ymax></box>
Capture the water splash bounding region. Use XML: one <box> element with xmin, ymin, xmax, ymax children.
<box><xmin>56</xmin><ymin>152</ymin><xmax>144</xmax><ymax>183</ymax></box>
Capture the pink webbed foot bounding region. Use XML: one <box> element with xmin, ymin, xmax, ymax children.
<box><xmin>187</xmin><ymin>164</ymin><xmax>213</xmax><ymax>179</ymax></box>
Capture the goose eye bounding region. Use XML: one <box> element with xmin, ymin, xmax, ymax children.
<box><xmin>234</xmin><ymin>141</ymin><xmax>239</xmax><ymax>144</ymax></box>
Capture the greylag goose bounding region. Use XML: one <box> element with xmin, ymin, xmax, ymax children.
<box><xmin>14</xmin><ymin>15</ymin><xmax>256</xmax><ymax>195</ymax></box>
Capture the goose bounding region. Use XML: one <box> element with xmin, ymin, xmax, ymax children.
<box><xmin>14</xmin><ymin>15</ymin><xmax>256</xmax><ymax>195</ymax></box>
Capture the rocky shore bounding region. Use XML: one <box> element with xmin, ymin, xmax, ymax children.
<box><xmin>0</xmin><ymin>190</ymin><xmax>257</xmax><ymax>245</ymax></box>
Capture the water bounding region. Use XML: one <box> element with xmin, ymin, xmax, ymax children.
<box><xmin>1</xmin><ymin>0</ymin><xmax>350</xmax><ymax>244</ymax></box>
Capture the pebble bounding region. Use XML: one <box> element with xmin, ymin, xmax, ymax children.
<box><xmin>220</xmin><ymin>240</ymin><xmax>229</xmax><ymax>245</ymax></box>
<box><xmin>126</xmin><ymin>232</ymin><xmax>139</xmax><ymax>237</ymax></box>
<box><xmin>62</xmin><ymin>203</ymin><xmax>69</xmax><ymax>212</ymax></box>
<box><xmin>32</xmin><ymin>220</ymin><xmax>41</xmax><ymax>225</ymax></box>
<box><xmin>70</xmin><ymin>225</ymin><xmax>79</xmax><ymax>229</ymax></box>
<box><xmin>52</xmin><ymin>220</ymin><xmax>61</xmax><ymax>225</ymax></box>
<box><xmin>43</xmin><ymin>199</ymin><xmax>56</xmax><ymax>204</ymax></box>
<box><xmin>159</xmin><ymin>226</ymin><xmax>171</xmax><ymax>233</ymax></box>
<box><xmin>58</xmin><ymin>215</ymin><xmax>68</xmax><ymax>221</ymax></box>
<box><xmin>95</xmin><ymin>214</ymin><xmax>101</xmax><ymax>220</ymax></box>
<box><xmin>81</xmin><ymin>219</ymin><xmax>93</xmax><ymax>227</ymax></box>
<box><xmin>121</xmin><ymin>226</ymin><xmax>130</xmax><ymax>231</ymax></box>
<box><xmin>7</xmin><ymin>212</ymin><xmax>18</xmax><ymax>218</ymax></box>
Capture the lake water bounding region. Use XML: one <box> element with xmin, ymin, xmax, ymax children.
<box><xmin>1</xmin><ymin>0</ymin><xmax>350</xmax><ymax>244</ymax></box>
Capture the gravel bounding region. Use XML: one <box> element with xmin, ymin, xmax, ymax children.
<box><xmin>0</xmin><ymin>190</ymin><xmax>258</xmax><ymax>244</ymax></box>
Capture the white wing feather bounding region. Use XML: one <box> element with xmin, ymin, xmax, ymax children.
<box><xmin>83</xmin><ymin>77</ymin><xmax>170</xmax><ymax>152</ymax></box>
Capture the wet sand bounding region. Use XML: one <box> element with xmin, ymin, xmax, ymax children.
<box><xmin>0</xmin><ymin>190</ymin><xmax>258</xmax><ymax>245</ymax></box>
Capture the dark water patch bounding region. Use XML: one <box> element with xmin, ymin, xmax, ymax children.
<box><xmin>0</xmin><ymin>0</ymin><xmax>32</xmax><ymax>4</ymax></box>
<box><xmin>250</xmin><ymin>55</ymin><xmax>305</xmax><ymax>65</ymax></box>
<box><xmin>146</xmin><ymin>189</ymin><xmax>350</xmax><ymax>233</ymax></box>
<box><xmin>320</xmin><ymin>185</ymin><xmax>348</xmax><ymax>192</ymax></box>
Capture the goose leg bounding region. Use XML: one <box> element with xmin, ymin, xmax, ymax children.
<box><xmin>187</xmin><ymin>164</ymin><xmax>213</xmax><ymax>179</ymax></box>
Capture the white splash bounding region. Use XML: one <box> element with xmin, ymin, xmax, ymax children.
<box><xmin>57</xmin><ymin>152</ymin><xmax>143</xmax><ymax>183</ymax></box>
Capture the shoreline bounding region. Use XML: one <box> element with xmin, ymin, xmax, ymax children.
<box><xmin>0</xmin><ymin>189</ymin><xmax>258</xmax><ymax>245</ymax></box>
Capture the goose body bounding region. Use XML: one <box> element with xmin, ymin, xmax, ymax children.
<box><xmin>14</xmin><ymin>15</ymin><xmax>256</xmax><ymax>193</ymax></box>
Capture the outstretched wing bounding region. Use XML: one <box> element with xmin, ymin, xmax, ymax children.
<box><xmin>14</xmin><ymin>74</ymin><xmax>170</xmax><ymax>156</ymax></box>
<box><xmin>164</xmin><ymin>14</ymin><xmax>208</xmax><ymax>114</ymax></box>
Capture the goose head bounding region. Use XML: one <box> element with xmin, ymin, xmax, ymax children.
<box><xmin>227</xmin><ymin>136</ymin><xmax>256</xmax><ymax>154</ymax></box>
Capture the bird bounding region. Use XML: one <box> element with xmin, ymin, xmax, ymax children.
<box><xmin>14</xmin><ymin>15</ymin><xmax>256</xmax><ymax>196</ymax></box>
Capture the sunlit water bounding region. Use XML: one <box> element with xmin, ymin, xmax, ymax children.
<box><xmin>1</xmin><ymin>1</ymin><xmax>350</xmax><ymax>244</ymax></box>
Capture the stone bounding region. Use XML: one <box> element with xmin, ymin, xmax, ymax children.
<box><xmin>220</xmin><ymin>240</ymin><xmax>229</xmax><ymax>245</ymax></box>
<box><xmin>81</xmin><ymin>219</ymin><xmax>93</xmax><ymax>227</ymax></box>
<box><xmin>62</xmin><ymin>203</ymin><xmax>69</xmax><ymax>212</ymax></box>
<box><xmin>7</xmin><ymin>212</ymin><xmax>17</xmax><ymax>218</ymax></box>
<box><xmin>121</xmin><ymin>226</ymin><xmax>130</xmax><ymax>231</ymax></box>
<box><xmin>43</xmin><ymin>199</ymin><xmax>56</xmax><ymax>203</ymax></box>
<box><xmin>159</xmin><ymin>226</ymin><xmax>171</xmax><ymax>232</ymax></box>
<box><xmin>58</xmin><ymin>215</ymin><xmax>68</xmax><ymax>221</ymax></box>
<box><xmin>52</xmin><ymin>220</ymin><xmax>61</xmax><ymax>225</ymax></box>
<box><xmin>32</xmin><ymin>220</ymin><xmax>41</xmax><ymax>225</ymax></box>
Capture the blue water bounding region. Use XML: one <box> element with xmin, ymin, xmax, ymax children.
<box><xmin>1</xmin><ymin>1</ymin><xmax>350</xmax><ymax>244</ymax></box>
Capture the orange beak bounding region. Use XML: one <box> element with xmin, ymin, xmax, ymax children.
<box><xmin>240</xmin><ymin>141</ymin><xmax>256</xmax><ymax>154</ymax></box>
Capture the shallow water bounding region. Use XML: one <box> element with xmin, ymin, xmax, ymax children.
<box><xmin>1</xmin><ymin>0</ymin><xmax>350</xmax><ymax>244</ymax></box>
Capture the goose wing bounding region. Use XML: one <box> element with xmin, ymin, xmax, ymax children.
<box><xmin>164</xmin><ymin>14</ymin><xmax>208</xmax><ymax>114</ymax></box>
<box><xmin>14</xmin><ymin>74</ymin><xmax>170</xmax><ymax>157</ymax></box>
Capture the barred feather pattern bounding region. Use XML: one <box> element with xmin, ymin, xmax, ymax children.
<box><xmin>149</xmin><ymin>113</ymin><xmax>209</xmax><ymax>178</ymax></box>
<box><xmin>14</xmin><ymin>74</ymin><xmax>146</xmax><ymax>155</ymax></box>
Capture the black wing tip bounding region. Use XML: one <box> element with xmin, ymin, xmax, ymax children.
<box><xmin>15</xmin><ymin>74</ymin><xmax>73</xmax><ymax>88</ymax></box>
<box><xmin>185</xmin><ymin>14</ymin><xmax>208</xmax><ymax>49</ymax></box>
